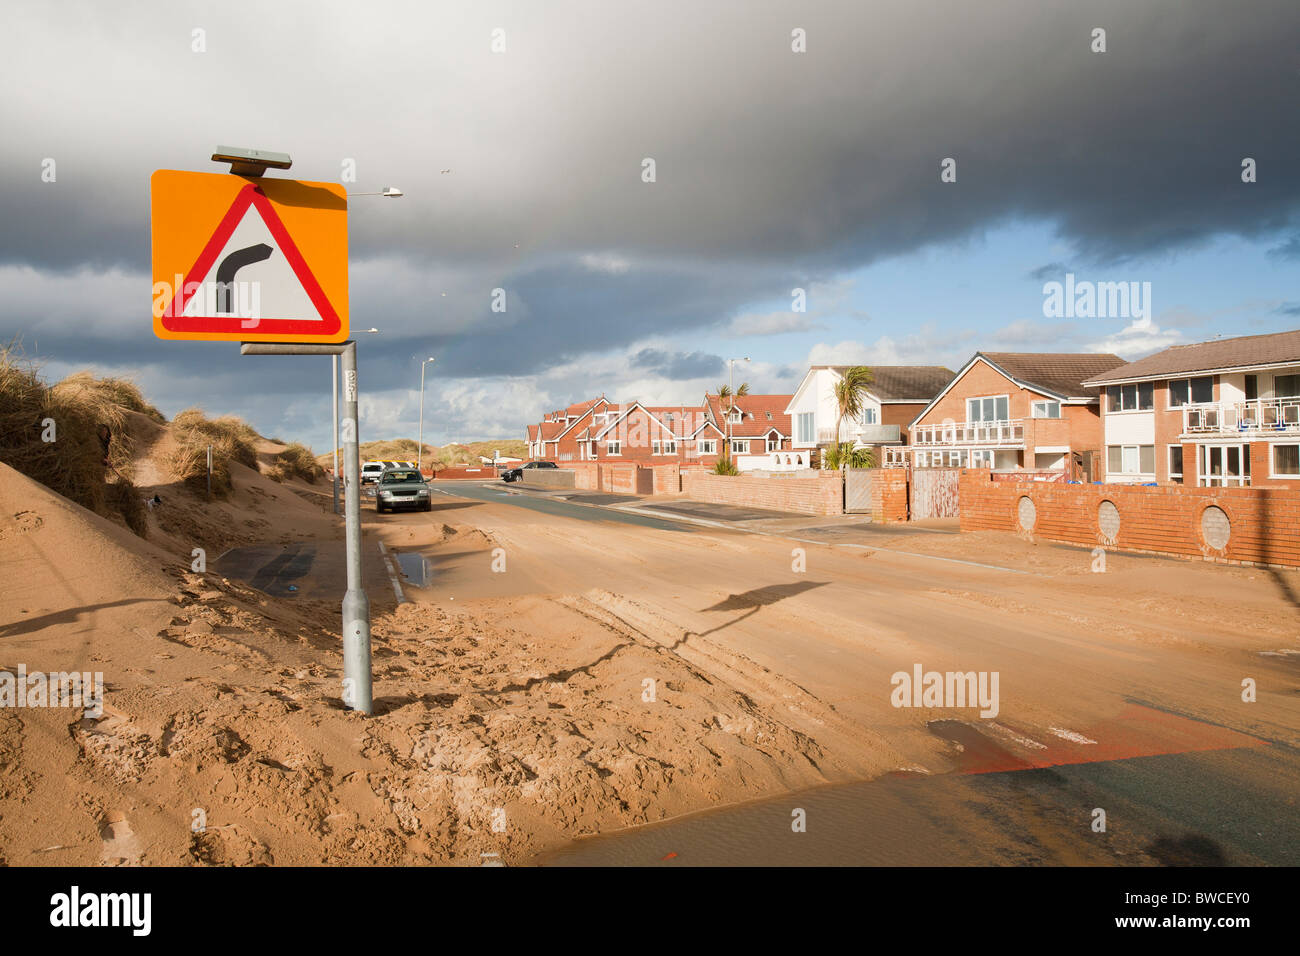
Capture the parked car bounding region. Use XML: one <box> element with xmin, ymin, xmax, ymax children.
<box><xmin>361</xmin><ymin>461</ymin><xmax>387</xmax><ymax>485</ymax></box>
<box><xmin>375</xmin><ymin>466</ymin><xmax>432</xmax><ymax>513</ymax></box>
<box><xmin>501</xmin><ymin>460</ymin><xmax>558</xmax><ymax>483</ymax></box>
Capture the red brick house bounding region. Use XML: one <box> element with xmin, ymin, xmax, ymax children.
<box><xmin>1081</xmin><ymin>329</ymin><xmax>1300</xmax><ymax>487</ymax></box>
<box><xmin>907</xmin><ymin>352</ymin><xmax>1125</xmax><ymax>477</ymax></box>
<box><xmin>527</xmin><ymin>397</ymin><xmax>611</xmax><ymax>460</ymax></box>
<box><xmin>587</xmin><ymin>402</ymin><xmax>724</xmax><ymax>464</ymax></box>
<box><xmin>702</xmin><ymin>393</ymin><xmax>800</xmax><ymax>469</ymax></box>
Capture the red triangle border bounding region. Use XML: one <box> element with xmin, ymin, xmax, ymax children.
<box><xmin>161</xmin><ymin>183</ymin><xmax>342</xmax><ymax>335</ymax></box>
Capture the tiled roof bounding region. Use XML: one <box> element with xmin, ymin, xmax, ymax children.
<box><xmin>565</xmin><ymin>397</ymin><xmax>606</xmax><ymax>416</ymax></box>
<box><xmin>979</xmin><ymin>352</ymin><xmax>1126</xmax><ymax>398</ymax></box>
<box><xmin>1080</xmin><ymin>330</ymin><xmax>1300</xmax><ymax>385</ymax></box>
<box><xmin>642</xmin><ymin>405</ymin><xmax>709</xmax><ymax>438</ymax></box>
<box><xmin>706</xmin><ymin>394</ymin><xmax>793</xmax><ymax>437</ymax></box>
<box><xmin>538</xmin><ymin>420</ymin><xmax>565</xmax><ymax>441</ymax></box>
<box><xmin>526</xmin><ymin>424</ymin><xmax>538</xmax><ymax>441</ymax></box>
<box><xmin>816</xmin><ymin>365</ymin><xmax>955</xmax><ymax>401</ymax></box>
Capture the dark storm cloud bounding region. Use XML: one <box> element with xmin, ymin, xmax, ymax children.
<box><xmin>1269</xmin><ymin>235</ymin><xmax>1300</xmax><ymax>261</ymax></box>
<box><xmin>630</xmin><ymin>348</ymin><xmax>723</xmax><ymax>380</ymax></box>
<box><xmin>408</xmin><ymin>259</ymin><xmax>781</xmax><ymax>377</ymax></box>
<box><xmin>1027</xmin><ymin>262</ymin><xmax>1070</xmax><ymax>283</ymax></box>
<box><xmin>1277</xmin><ymin>302</ymin><xmax>1300</xmax><ymax>317</ymax></box>
<box><xmin>4</xmin><ymin>0</ymin><xmax>1297</xmax><ymax>277</ymax></box>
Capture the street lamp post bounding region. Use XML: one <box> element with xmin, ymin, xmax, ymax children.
<box><xmin>418</xmin><ymin>357</ymin><xmax>436</xmax><ymax>474</ymax></box>
<box><xmin>333</xmin><ymin>183</ymin><xmax>402</xmax><ymax>512</ymax></box>
<box><xmin>726</xmin><ymin>356</ymin><xmax>750</xmax><ymax>460</ymax></box>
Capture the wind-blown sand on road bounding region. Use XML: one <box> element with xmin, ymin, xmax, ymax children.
<box><xmin>2</xmin><ymin>453</ymin><xmax>1297</xmax><ymax>865</ymax></box>
<box><xmin>0</xmin><ymin>461</ymin><xmax>884</xmax><ymax>865</ymax></box>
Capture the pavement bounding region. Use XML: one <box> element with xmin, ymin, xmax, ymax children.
<box><xmin>494</xmin><ymin>480</ymin><xmax>961</xmax><ymax>544</ymax></box>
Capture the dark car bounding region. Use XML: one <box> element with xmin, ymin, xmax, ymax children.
<box><xmin>501</xmin><ymin>460</ymin><xmax>558</xmax><ymax>483</ymax></box>
<box><xmin>375</xmin><ymin>467</ymin><xmax>432</xmax><ymax>513</ymax></box>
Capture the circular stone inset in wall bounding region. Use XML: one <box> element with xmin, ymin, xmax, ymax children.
<box><xmin>1017</xmin><ymin>495</ymin><xmax>1036</xmax><ymax>532</ymax></box>
<box><xmin>1098</xmin><ymin>500</ymin><xmax>1120</xmax><ymax>541</ymax></box>
<box><xmin>1201</xmin><ymin>505</ymin><xmax>1231</xmax><ymax>551</ymax></box>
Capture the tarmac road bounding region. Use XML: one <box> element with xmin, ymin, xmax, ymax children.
<box><xmin>230</xmin><ymin>480</ymin><xmax>1300</xmax><ymax>865</ymax></box>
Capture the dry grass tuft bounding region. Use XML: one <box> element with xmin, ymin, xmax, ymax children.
<box><xmin>57</xmin><ymin>370</ymin><xmax>166</xmax><ymax>424</ymax></box>
<box><xmin>169</xmin><ymin>408</ymin><xmax>261</xmax><ymax>496</ymax></box>
<box><xmin>0</xmin><ymin>345</ymin><xmax>147</xmax><ymax>536</ymax></box>
<box><xmin>274</xmin><ymin>443</ymin><xmax>324</xmax><ymax>483</ymax></box>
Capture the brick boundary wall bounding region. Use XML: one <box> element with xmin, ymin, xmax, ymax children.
<box><xmin>563</xmin><ymin>463</ymin><xmax>600</xmax><ymax>490</ymax></box>
<box><xmin>651</xmin><ymin>463</ymin><xmax>682</xmax><ymax>495</ymax></box>
<box><xmin>959</xmin><ymin>470</ymin><xmax>1300</xmax><ymax>569</ymax></box>
<box><xmin>519</xmin><ymin>468</ymin><xmax>577</xmax><ymax>489</ymax></box>
<box><xmin>558</xmin><ymin>463</ymin><xmax>683</xmax><ymax>495</ymax></box>
<box><xmin>869</xmin><ymin>468</ymin><xmax>910</xmax><ymax>523</ymax></box>
<box><xmin>682</xmin><ymin>470</ymin><xmax>845</xmax><ymax>516</ymax></box>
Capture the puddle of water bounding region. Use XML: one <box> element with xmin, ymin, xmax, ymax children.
<box><xmin>217</xmin><ymin>542</ymin><xmax>315</xmax><ymax>597</ymax></box>
<box><xmin>394</xmin><ymin>551</ymin><xmax>431</xmax><ymax>588</ymax></box>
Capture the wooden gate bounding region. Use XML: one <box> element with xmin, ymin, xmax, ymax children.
<box><xmin>844</xmin><ymin>468</ymin><xmax>874</xmax><ymax>513</ymax></box>
<box><xmin>909</xmin><ymin>468</ymin><xmax>961</xmax><ymax>519</ymax></box>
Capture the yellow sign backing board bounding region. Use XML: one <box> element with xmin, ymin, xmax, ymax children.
<box><xmin>151</xmin><ymin>170</ymin><xmax>348</xmax><ymax>342</ymax></box>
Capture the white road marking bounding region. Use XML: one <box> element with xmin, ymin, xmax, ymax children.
<box><xmin>987</xmin><ymin>722</ymin><xmax>1048</xmax><ymax>750</ymax></box>
<box><xmin>1048</xmin><ymin>726</ymin><xmax>1097</xmax><ymax>744</ymax></box>
<box><xmin>377</xmin><ymin>541</ymin><xmax>406</xmax><ymax>604</ymax></box>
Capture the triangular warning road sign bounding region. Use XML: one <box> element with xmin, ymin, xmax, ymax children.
<box><xmin>161</xmin><ymin>183</ymin><xmax>342</xmax><ymax>337</ymax></box>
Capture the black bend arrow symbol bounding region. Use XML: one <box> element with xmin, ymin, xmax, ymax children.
<box><xmin>215</xmin><ymin>243</ymin><xmax>273</xmax><ymax>314</ymax></box>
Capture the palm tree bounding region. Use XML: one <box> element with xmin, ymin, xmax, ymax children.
<box><xmin>715</xmin><ymin>382</ymin><xmax>750</xmax><ymax>469</ymax></box>
<box><xmin>831</xmin><ymin>366</ymin><xmax>875</xmax><ymax>469</ymax></box>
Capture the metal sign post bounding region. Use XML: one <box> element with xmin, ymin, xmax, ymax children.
<box><xmin>241</xmin><ymin>341</ymin><xmax>372</xmax><ymax>714</ymax></box>
<box><xmin>332</xmin><ymin>354</ymin><xmax>340</xmax><ymax>514</ymax></box>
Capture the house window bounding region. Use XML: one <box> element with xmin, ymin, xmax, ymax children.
<box><xmin>970</xmin><ymin>449</ymin><xmax>993</xmax><ymax>467</ymax></box>
<box><xmin>766</xmin><ymin>435</ymin><xmax>779</xmax><ymax>452</ymax></box>
<box><xmin>967</xmin><ymin>395</ymin><xmax>1009</xmax><ymax>422</ymax></box>
<box><xmin>651</xmin><ymin>440</ymin><xmax>676</xmax><ymax>456</ymax></box>
<box><xmin>1107</xmin><ymin>382</ymin><xmax>1154</xmax><ymax>411</ymax></box>
<box><xmin>1245</xmin><ymin>375</ymin><xmax>1258</xmax><ymax>401</ymax></box>
<box><xmin>1168</xmin><ymin>376</ymin><xmax>1213</xmax><ymax>407</ymax></box>
<box><xmin>1276</xmin><ymin>374</ymin><xmax>1300</xmax><ymax>398</ymax></box>
<box><xmin>728</xmin><ymin>409</ymin><xmax>743</xmax><ymax>423</ymax></box>
<box><xmin>1107</xmin><ymin>444</ymin><xmax>1155</xmax><ymax>475</ymax></box>
<box><xmin>1031</xmin><ymin>400</ymin><xmax>1062</xmax><ymax>419</ymax></box>
<box><xmin>946</xmin><ymin>450</ymin><xmax>968</xmax><ymax>467</ymax></box>
<box><xmin>1273</xmin><ymin>444</ymin><xmax>1300</xmax><ymax>477</ymax></box>
<box><xmin>860</xmin><ymin>407</ymin><xmax>878</xmax><ymax>425</ymax></box>
<box><xmin>1169</xmin><ymin>446</ymin><xmax>1184</xmax><ymax>484</ymax></box>
<box><xmin>699</xmin><ymin>439</ymin><xmax>716</xmax><ymax>455</ymax></box>
<box><xmin>606</xmin><ymin>441</ymin><xmax>621</xmax><ymax>456</ymax></box>
<box><xmin>731</xmin><ymin>440</ymin><xmax>748</xmax><ymax>455</ymax></box>
<box><xmin>765</xmin><ymin>411</ymin><xmax>773</xmax><ymax>420</ymax></box>
<box><xmin>796</xmin><ymin>412</ymin><xmax>815</xmax><ymax>444</ymax></box>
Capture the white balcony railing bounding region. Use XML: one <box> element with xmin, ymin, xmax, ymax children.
<box><xmin>817</xmin><ymin>424</ymin><xmax>902</xmax><ymax>444</ymax></box>
<box><xmin>1183</xmin><ymin>398</ymin><xmax>1300</xmax><ymax>435</ymax></box>
<box><xmin>911</xmin><ymin>419</ymin><xmax>1025</xmax><ymax>447</ymax></box>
